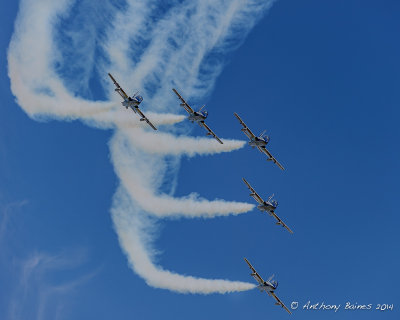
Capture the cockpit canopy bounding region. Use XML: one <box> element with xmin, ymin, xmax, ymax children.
<box><xmin>271</xmin><ymin>280</ymin><xmax>278</xmax><ymax>289</ymax></box>
<box><xmin>270</xmin><ymin>200</ymin><xmax>278</xmax><ymax>208</ymax></box>
<box><xmin>134</xmin><ymin>95</ymin><xmax>143</xmax><ymax>103</ymax></box>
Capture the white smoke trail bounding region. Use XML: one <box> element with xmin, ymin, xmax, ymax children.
<box><xmin>88</xmin><ymin>110</ymin><xmax>186</xmax><ymax>130</ymax></box>
<box><xmin>7</xmin><ymin>0</ymin><xmax>112</xmax><ymax>121</ymax></box>
<box><xmin>112</xmin><ymin>187</ymin><xmax>256</xmax><ymax>294</ymax></box>
<box><xmin>110</xmin><ymin>131</ymin><xmax>254</xmax><ymax>218</ymax></box>
<box><xmin>8</xmin><ymin>0</ymin><xmax>275</xmax><ymax>294</ymax></box>
<box><xmin>120</xmin><ymin>127</ymin><xmax>247</xmax><ymax>156</ymax></box>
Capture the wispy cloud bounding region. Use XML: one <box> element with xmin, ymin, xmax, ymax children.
<box><xmin>0</xmin><ymin>200</ymin><xmax>28</xmax><ymax>243</ymax></box>
<box><xmin>7</xmin><ymin>250</ymin><xmax>98</xmax><ymax>320</ymax></box>
<box><xmin>8</xmin><ymin>0</ymin><xmax>275</xmax><ymax>294</ymax></box>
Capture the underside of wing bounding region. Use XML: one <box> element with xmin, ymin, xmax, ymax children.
<box><xmin>271</xmin><ymin>292</ymin><xmax>292</xmax><ymax>315</ymax></box>
<box><xmin>108</xmin><ymin>73</ymin><xmax>129</xmax><ymax>100</ymax></box>
<box><xmin>234</xmin><ymin>112</ymin><xmax>256</xmax><ymax>140</ymax></box>
<box><xmin>258</xmin><ymin>147</ymin><xmax>285</xmax><ymax>171</ymax></box>
<box><xmin>270</xmin><ymin>211</ymin><xmax>293</xmax><ymax>234</ymax></box>
<box><xmin>244</xmin><ymin>258</ymin><xmax>265</xmax><ymax>285</ymax></box>
<box><xmin>136</xmin><ymin>108</ymin><xmax>157</xmax><ymax>130</ymax></box>
<box><xmin>199</xmin><ymin>122</ymin><xmax>223</xmax><ymax>144</ymax></box>
<box><xmin>242</xmin><ymin>178</ymin><xmax>265</xmax><ymax>205</ymax></box>
<box><xmin>253</xmin><ymin>273</ymin><xmax>265</xmax><ymax>285</ymax></box>
<box><xmin>172</xmin><ymin>88</ymin><xmax>194</xmax><ymax>114</ymax></box>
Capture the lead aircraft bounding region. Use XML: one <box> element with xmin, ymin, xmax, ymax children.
<box><xmin>172</xmin><ymin>88</ymin><xmax>223</xmax><ymax>144</ymax></box>
<box><xmin>242</xmin><ymin>178</ymin><xmax>293</xmax><ymax>234</ymax></box>
<box><xmin>108</xmin><ymin>73</ymin><xmax>157</xmax><ymax>130</ymax></box>
<box><xmin>234</xmin><ymin>112</ymin><xmax>284</xmax><ymax>170</ymax></box>
<box><xmin>244</xmin><ymin>258</ymin><xmax>292</xmax><ymax>315</ymax></box>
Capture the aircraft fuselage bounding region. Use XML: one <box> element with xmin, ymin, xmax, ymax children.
<box><xmin>258</xmin><ymin>282</ymin><xmax>276</xmax><ymax>293</ymax></box>
<box><xmin>188</xmin><ymin>112</ymin><xmax>207</xmax><ymax>122</ymax></box>
<box><xmin>122</xmin><ymin>98</ymin><xmax>140</xmax><ymax>110</ymax></box>
<box><xmin>257</xmin><ymin>202</ymin><xmax>276</xmax><ymax>213</ymax></box>
<box><xmin>249</xmin><ymin>137</ymin><xmax>267</xmax><ymax>147</ymax></box>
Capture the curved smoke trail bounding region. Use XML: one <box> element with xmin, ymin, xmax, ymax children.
<box><xmin>8</xmin><ymin>0</ymin><xmax>275</xmax><ymax>293</ymax></box>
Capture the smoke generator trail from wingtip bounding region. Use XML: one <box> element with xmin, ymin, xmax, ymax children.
<box><xmin>8</xmin><ymin>0</ymin><xmax>275</xmax><ymax>293</ymax></box>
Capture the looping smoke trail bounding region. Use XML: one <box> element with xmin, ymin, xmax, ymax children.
<box><xmin>112</xmin><ymin>186</ymin><xmax>256</xmax><ymax>294</ymax></box>
<box><xmin>8</xmin><ymin>0</ymin><xmax>276</xmax><ymax>294</ymax></box>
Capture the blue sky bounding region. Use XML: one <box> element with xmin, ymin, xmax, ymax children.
<box><xmin>1</xmin><ymin>1</ymin><xmax>399</xmax><ymax>319</ymax></box>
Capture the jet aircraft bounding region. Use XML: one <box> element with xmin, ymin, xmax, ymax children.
<box><xmin>108</xmin><ymin>73</ymin><xmax>157</xmax><ymax>130</ymax></box>
<box><xmin>244</xmin><ymin>258</ymin><xmax>292</xmax><ymax>314</ymax></box>
<box><xmin>234</xmin><ymin>112</ymin><xmax>284</xmax><ymax>170</ymax></box>
<box><xmin>242</xmin><ymin>178</ymin><xmax>293</xmax><ymax>234</ymax></box>
<box><xmin>172</xmin><ymin>88</ymin><xmax>223</xmax><ymax>144</ymax></box>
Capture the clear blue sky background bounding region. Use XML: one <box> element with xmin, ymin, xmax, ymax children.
<box><xmin>1</xmin><ymin>1</ymin><xmax>399</xmax><ymax>319</ymax></box>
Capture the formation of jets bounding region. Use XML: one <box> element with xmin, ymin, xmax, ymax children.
<box><xmin>108</xmin><ymin>74</ymin><xmax>293</xmax><ymax>315</ymax></box>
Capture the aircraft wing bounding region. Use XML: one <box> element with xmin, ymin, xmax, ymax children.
<box><xmin>242</xmin><ymin>178</ymin><xmax>265</xmax><ymax>205</ymax></box>
<box><xmin>134</xmin><ymin>108</ymin><xmax>157</xmax><ymax>130</ymax></box>
<box><xmin>108</xmin><ymin>73</ymin><xmax>129</xmax><ymax>100</ymax></box>
<box><xmin>258</xmin><ymin>146</ymin><xmax>285</xmax><ymax>171</ymax></box>
<box><xmin>172</xmin><ymin>88</ymin><xmax>195</xmax><ymax>114</ymax></box>
<box><xmin>199</xmin><ymin>122</ymin><xmax>223</xmax><ymax>144</ymax></box>
<box><xmin>270</xmin><ymin>211</ymin><xmax>293</xmax><ymax>234</ymax></box>
<box><xmin>234</xmin><ymin>112</ymin><xmax>257</xmax><ymax>141</ymax></box>
<box><xmin>270</xmin><ymin>292</ymin><xmax>292</xmax><ymax>315</ymax></box>
<box><xmin>244</xmin><ymin>258</ymin><xmax>265</xmax><ymax>286</ymax></box>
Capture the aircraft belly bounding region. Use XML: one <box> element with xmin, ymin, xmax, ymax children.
<box><xmin>249</xmin><ymin>140</ymin><xmax>266</xmax><ymax>147</ymax></box>
<box><xmin>189</xmin><ymin>115</ymin><xmax>204</xmax><ymax>122</ymax></box>
<box><xmin>122</xmin><ymin>101</ymin><xmax>138</xmax><ymax>108</ymax></box>
<box><xmin>257</xmin><ymin>204</ymin><xmax>271</xmax><ymax>211</ymax></box>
